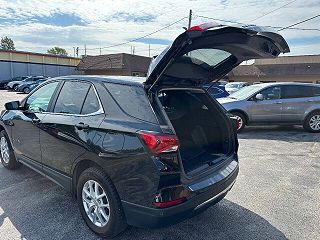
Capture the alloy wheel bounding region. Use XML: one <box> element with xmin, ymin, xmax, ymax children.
<box><xmin>0</xmin><ymin>136</ymin><xmax>10</xmax><ymax>164</ymax></box>
<box><xmin>24</xmin><ymin>88</ymin><xmax>30</xmax><ymax>94</ymax></box>
<box><xmin>82</xmin><ymin>180</ymin><xmax>110</xmax><ymax>227</ymax></box>
<box><xmin>235</xmin><ymin>115</ymin><xmax>243</xmax><ymax>130</ymax></box>
<box><xmin>309</xmin><ymin>114</ymin><xmax>320</xmax><ymax>131</ymax></box>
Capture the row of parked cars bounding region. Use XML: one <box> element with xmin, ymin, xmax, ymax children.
<box><xmin>0</xmin><ymin>76</ymin><xmax>49</xmax><ymax>93</ymax></box>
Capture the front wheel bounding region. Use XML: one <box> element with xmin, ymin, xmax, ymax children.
<box><xmin>77</xmin><ymin>167</ymin><xmax>127</xmax><ymax>238</ymax></box>
<box><xmin>0</xmin><ymin>130</ymin><xmax>20</xmax><ymax>169</ymax></box>
<box><xmin>303</xmin><ymin>111</ymin><xmax>320</xmax><ymax>133</ymax></box>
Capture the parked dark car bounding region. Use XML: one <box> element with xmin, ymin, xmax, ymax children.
<box><xmin>205</xmin><ymin>85</ymin><xmax>229</xmax><ymax>98</ymax></box>
<box><xmin>0</xmin><ymin>76</ymin><xmax>30</xmax><ymax>89</ymax></box>
<box><xmin>16</xmin><ymin>79</ymin><xmax>47</xmax><ymax>94</ymax></box>
<box><xmin>0</xmin><ymin>22</ymin><xmax>289</xmax><ymax>238</ymax></box>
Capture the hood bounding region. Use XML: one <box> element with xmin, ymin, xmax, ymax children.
<box><xmin>145</xmin><ymin>22</ymin><xmax>289</xmax><ymax>92</ymax></box>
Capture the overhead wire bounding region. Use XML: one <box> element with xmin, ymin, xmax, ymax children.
<box><xmin>81</xmin><ymin>16</ymin><xmax>187</xmax><ymax>51</ymax></box>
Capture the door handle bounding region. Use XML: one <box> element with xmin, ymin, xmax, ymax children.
<box><xmin>32</xmin><ymin>118</ymin><xmax>41</xmax><ymax>123</ymax></box>
<box><xmin>75</xmin><ymin>122</ymin><xmax>89</xmax><ymax>130</ymax></box>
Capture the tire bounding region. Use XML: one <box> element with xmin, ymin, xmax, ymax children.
<box><xmin>76</xmin><ymin>167</ymin><xmax>127</xmax><ymax>238</ymax></box>
<box><xmin>23</xmin><ymin>87</ymin><xmax>30</xmax><ymax>94</ymax></box>
<box><xmin>303</xmin><ymin>111</ymin><xmax>320</xmax><ymax>133</ymax></box>
<box><xmin>230</xmin><ymin>111</ymin><xmax>246</xmax><ymax>132</ymax></box>
<box><xmin>0</xmin><ymin>130</ymin><xmax>20</xmax><ymax>170</ymax></box>
<box><xmin>13</xmin><ymin>85</ymin><xmax>19</xmax><ymax>91</ymax></box>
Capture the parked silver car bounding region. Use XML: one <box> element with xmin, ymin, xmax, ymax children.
<box><xmin>218</xmin><ymin>82</ymin><xmax>320</xmax><ymax>132</ymax></box>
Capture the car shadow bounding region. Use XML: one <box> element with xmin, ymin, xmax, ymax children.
<box><xmin>238</xmin><ymin>125</ymin><xmax>319</xmax><ymax>143</ymax></box>
<box><xmin>0</xmin><ymin>165</ymin><xmax>287</xmax><ymax>240</ymax></box>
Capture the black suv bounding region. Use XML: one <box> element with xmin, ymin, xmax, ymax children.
<box><xmin>0</xmin><ymin>23</ymin><xmax>289</xmax><ymax>238</ymax></box>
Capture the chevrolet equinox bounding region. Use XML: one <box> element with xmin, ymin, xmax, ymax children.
<box><xmin>0</xmin><ymin>22</ymin><xmax>289</xmax><ymax>238</ymax></box>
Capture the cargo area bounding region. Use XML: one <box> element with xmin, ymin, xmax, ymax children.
<box><xmin>158</xmin><ymin>89</ymin><xmax>232</xmax><ymax>174</ymax></box>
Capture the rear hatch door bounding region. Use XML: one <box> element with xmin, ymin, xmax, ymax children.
<box><xmin>145</xmin><ymin>23</ymin><xmax>289</xmax><ymax>92</ymax></box>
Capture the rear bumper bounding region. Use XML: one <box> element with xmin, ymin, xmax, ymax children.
<box><xmin>122</xmin><ymin>161</ymin><xmax>239</xmax><ymax>228</ymax></box>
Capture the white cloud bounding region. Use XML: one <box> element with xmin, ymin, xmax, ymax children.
<box><xmin>0</xmin><ymin>0</ymin><xmax>319</xmax><ymax>57</ymax></box>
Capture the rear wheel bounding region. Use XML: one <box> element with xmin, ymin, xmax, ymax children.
<box><xmin>303</xmin><ymin>111</ymin><xmax>320</xmax><ymax>133</ymax></box>
<box><xmin>0</xmin><ymin>130</ymin><xmax>20</xmax><ymax>169</ymax></box>
<box><xmin>76</xmin><ymin>167</ymin><xmax>127</xmax><ymax>238</ymax></box>
<box><xmin>13</xmin><ymin>85</ymin><xmax>19</xmax><ymax>91</ymax></box>
<box><xmin>231</xmin><ymin>112</ymin><xmax>246</xmax><ymax>131</ymax></box>
<box><xmin>23</xmin><ymin>87</ymin><xmax>30</xmax><ymax>94</ymax></box>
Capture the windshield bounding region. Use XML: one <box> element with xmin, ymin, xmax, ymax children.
<box><xmin>229</xmin><ymin>84</ymin><xmax>264</xmax><ymax>99</ymax></box>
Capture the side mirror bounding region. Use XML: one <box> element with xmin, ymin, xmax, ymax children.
<box><xmin>255</xmin><ymin>93</ymin><xmax>264</xmax><ymax>101</ymax></box>
<box><xmin>5</xmin><ymin>101</ymin><xmax>20</xmax><ymax>110</ymax></box>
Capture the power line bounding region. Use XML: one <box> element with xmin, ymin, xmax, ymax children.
<box><xmin>250</xmin><ymin>0</ymin><xmax>298</xmax><ymax>22</ymax></box>
<box><xmin>82</xmin><ymin>16</ymin><xmax>187</xmax><ymax>51</ymax></box>
<box><xmin>197</xmin><ymin>15</ymin><xmax>320</xmax><ymax>31</ymax></box>
<box><xmin>278</xmin><ymin>14</ymin><xmax>320</xmax><ymax>31</ymax></box>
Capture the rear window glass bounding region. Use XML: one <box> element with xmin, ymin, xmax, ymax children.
<box><xmin>186</xmin><ymin>49</ymin><xmax>231</xmax><ymax>67</ymax></box>
<box><xmin>104</xmin><ymin>83</ymin><xmax>157</xmax><ymax>124</ymax></box>
<box><xmin>207</xmin><ymin>87</ymin><xmax>223</xmax><ymax>95</ymax></box>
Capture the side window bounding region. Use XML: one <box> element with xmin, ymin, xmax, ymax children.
<box><xmin>54</xmin><ymin>81</ymin><xmax>90</xmax><ymax>114</ymax></box>
<box><xmin>81</xmin><ymin>86</ymin><xmax>101</xmax><ymax>114</ymax></box>
<box><xmin>26</xmin><ymin>81</ymin><xmax>59</xmax><ymax>112</ymax></box>
<box><xmin>282</xmin><ymin>85</ymin><xmax>313</xmax><ymax>99</ymax></box>
<box><xmin>258</xmin><ymin>86</ymin><xmax>281</xmax><ymax>100</ymax></box>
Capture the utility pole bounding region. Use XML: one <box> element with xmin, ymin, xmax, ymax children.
<box><xmin>84</xmin><ymin>44</ymin><xmax>87</xmax><ymax>56</ymax></box>
<box><xmin>99</xmin><ymin>47</ymin><xmax>102</xmax><ymax>55</ymax></box>
<box><xmin>76</xmin><ymin>47</ymin><xmax>79</xmax><ymax>57</ymax></box>
<box><xmin>188</xmin><ymin>9</ymin><xmax>192</xmax><ymax>29</ymax></box>
<box><xmin>148</xmin><ymin>44</ymin><xmax>151</xmax><ymax>58</ymax></box>
<box><xmin>73</xmin><ymin>47</ymin><xmax>75</xmax><ymax>57</ymax></box>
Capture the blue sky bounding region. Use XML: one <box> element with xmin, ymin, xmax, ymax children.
<box><xmin>0</xmin><ymin>0</ymin><xmax>319</xmax><ymax>57</ymax></box>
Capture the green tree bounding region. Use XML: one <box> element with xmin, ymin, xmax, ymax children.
<box><xmin>0</xmin><ymin>36</ymin><xmax>15</xmax><ymax>50</ymax></box>
<box><xmin>47</xmin><ymin>46</ymin><xmax>68</xmax><ymax>56</ymax></box>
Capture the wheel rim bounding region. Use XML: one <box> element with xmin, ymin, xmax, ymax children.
<box><xmin>82</xmin><ymin>180</ymin><xmax>110</xmax><ymax>227</ymax></box>
<box><xmin>235</xmin><ymin>115</ymin><xmax>243</xmax><ymax>130</ymax></box>
<box><xmin>24</xmin><ymin>88</ymin><xmax>30</xmax><ymax>93</ymax></box>
<box><xmin>0</xmin><ymin>136</ymin><xmax>10</xmax><ymax>164</ymax></box>
<box><xmin>309</xmin><ymin>114</ymin><xmax>320</xmax><ymax>131</ymax></box>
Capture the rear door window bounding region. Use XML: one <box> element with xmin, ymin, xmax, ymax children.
<box><xmin>81</xmin><ymin>86</ymin><xmax>101</xmax><ymax>114</ymax></box>
<box><xmin>104</xmin><ymin>83</ymin><xmax>157</xmax><ymax>123</ymax></box>
<box><xmin>54</xmin><ymin>81</ymin><xmax>90</xmax><ymax>114</ymax></box>
<box><xmin>282</xmin><ymin>85</ymin><xmax>313</xmax><ymax>99</ymax></box>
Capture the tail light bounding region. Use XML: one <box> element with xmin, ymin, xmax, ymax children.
<box><xmin>152</xmin><ymin>197</ymin><xmax>186</xmax><ymax>208</ymax></box>
<box><xmin>138</xmin><ymin>131</ymin><xmax>179</xmax><ymax>154</ymax></box>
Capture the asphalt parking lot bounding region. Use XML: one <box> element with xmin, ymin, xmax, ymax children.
<box><xmin>0</xmin><ymin>90</ymin><xmax>319</xmax><ymax>240</ymax></box>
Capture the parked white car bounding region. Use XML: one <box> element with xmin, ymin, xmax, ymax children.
<box><xmin>225</xmin><ymin>82</ymin><xmax>249</xmax><ymax>94</ymax></box>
